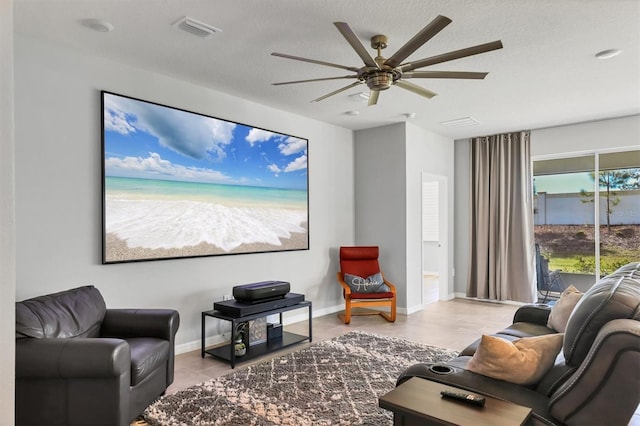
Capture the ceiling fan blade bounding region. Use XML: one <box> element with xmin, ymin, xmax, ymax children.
<box><xmin>400</xmin><ymin>40</ymin><xmax>503</xmax><ymax>72</ymax></box>
<box><xmin>403</xmin><ymin>71</ymin><xmax>488</xmax><ymax>79</ymax></box>
<box><xmin>271</xmin><ymin>52</ymin><xmax>360</xmax><ymax>72</ymax></box>
<box><xmin>312</xmin><ymin>81</ymin><xmax>364</xmax><ymax>102</ymax></box>
<box><xmin>273</xmin><ymin>75</ymin><xmax>358</xmax><ymax>86</ymax></box>
<box><xmin>368</xmin><ymin>90</ymin><xmax>380</xmax><ymax>106</ymax></box>
<box><xmin>333</xmin><ymin>22</ymin><xmax>379</xmax><ymax>69</ymax></box>
<box><xmin>395</xmin><ymin>80</ymin><xmax>437</xmax><ymax>99</ymax></box>
<box><xmin>384</xmin><ymin>15</ymin><xmax>452</xmax><ymax>68</ymax></box>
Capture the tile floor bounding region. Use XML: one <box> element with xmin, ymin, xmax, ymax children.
<box><xmin>169</xmin><ymin>298</ymin><xmax>518</xmax><ymax>393</ymax></box>
<box><xmin>164</xmin><ymin>298</ymin><xmax>639</xmax><ymax>425</ymax></box>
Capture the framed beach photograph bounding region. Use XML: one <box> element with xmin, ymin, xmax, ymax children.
<box><xmin>101</xmin><ymin>91</ymin><xmax>309</xmax><ymax>264</ymax></box>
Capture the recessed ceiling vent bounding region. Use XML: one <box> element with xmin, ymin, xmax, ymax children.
<box><xmin>440</xmin><ymin>117</ymin><xmax>480</xmax><ymax>128</ymax></box>
<box><xmin>173</xmin><ymin>16</ymin><xmax>221</xmax><ymax>39</ymax></box>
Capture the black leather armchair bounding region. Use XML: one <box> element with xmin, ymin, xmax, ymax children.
<box><xmin>15</xmin><ymin>285</ymin><xmax>180</xmax><ymax>426</ymax></box>
<box><xmin>398</xmin><ymin>262</ymin><xmax>640</xmax><ymax>426</ymax></box>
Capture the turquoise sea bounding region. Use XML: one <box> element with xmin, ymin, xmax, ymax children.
<box><xmin>105</xmin><ymin>176</ymin><xmax>307</xmax><ymax>210</ymax></box>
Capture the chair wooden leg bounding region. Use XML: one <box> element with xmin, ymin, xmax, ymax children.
<box><xmin>379</xmin><ymin>312</ymin><xmax>395</xmax><ymax>322</ymax></box>
<box><xmin>338</xmin><ymin>299</ymin><xmax>352</xmax><ymax>324</ymax></box>
<box><xmin>378</xmin><ymin>301</ymin><xmax>396</xmax><ymax>322</ymax></box>
<box><xmin>391</xmin><ymin>299</ymin><xmax>396</xmax><ymax>321</ymax></box>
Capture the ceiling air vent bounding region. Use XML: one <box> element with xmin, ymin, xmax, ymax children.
<box><xmin>440</xmin><ymin>117</ymin><xmax>480</xmax><ymax>128</ymax></box>
<box><xmin>173</xmin><ymin>16</ymin><xmax>221</xmax><ymax>39</ymax></box>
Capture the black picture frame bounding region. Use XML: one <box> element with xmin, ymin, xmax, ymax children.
<box><xmin>101</xmin><ymin>91</ymin><xmax>309</xmax><ymax>263</ymax></box>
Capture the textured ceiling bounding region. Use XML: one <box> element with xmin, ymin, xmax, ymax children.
<box><xmin>14</xmin><ymin>0</ymin><xmax>640</xmax><ymax>139</ymax></box>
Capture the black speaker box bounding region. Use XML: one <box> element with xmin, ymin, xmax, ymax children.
<box><xmin>214</xmin><ymin>293</ymin><xmax>304</xmax><ymax>317</ymax></box>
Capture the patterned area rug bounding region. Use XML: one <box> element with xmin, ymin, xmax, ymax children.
<box><xmin>143</xmin><ymin>331</ymin><xmax>458</xmax><ymax>425</ymax></box>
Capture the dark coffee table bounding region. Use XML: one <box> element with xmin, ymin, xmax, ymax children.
<box><xmin>379</xmin><ymin>377</ymin><xmax>532</xmax><ymax>426</ymax></box>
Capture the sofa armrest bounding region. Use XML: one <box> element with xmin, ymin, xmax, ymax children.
<box><xmin>549</xmin><ymin>319</ymin><xmax>640</xmax><ymax>426</ymax></box>
<box><xmin>102</xmin><ymin>309</ymin><xmax>180</xmax><ymax>386</ymax></box>
<box><xmin>513</xmin><ymin>304</ymin><xmax>552</xmax><ymax>326</ymax></box>
<box><xmin>101</xmin><ymin>309</ymin><xmax>180</xmax><ymax>340</ymax></box>
<box><xmin>16</xmin><ymin>337</ymin><xmax>130</xmax><ymax>378</ymax></box>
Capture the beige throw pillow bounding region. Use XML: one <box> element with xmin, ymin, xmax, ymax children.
<box><xmin>547</xmin><ymin>285</ymin><xmax>583</xmax><ymax>332</ymax></box>
<box><xmin>467</xmin><ymin>334</ymin><xmax>564</xmax><ymax>385</ymax></box>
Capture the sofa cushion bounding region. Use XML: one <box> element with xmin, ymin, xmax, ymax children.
<box><xmin>547</xmin><ymin>285</ymin><xmax>583</xmax><ymax>332</ymax></box>
<box><xmin>563</xmin><ymin>263</ymin><xmax>640</xmax><ymax>366</ymax></box>
<box><xmin>16</xmin><ymin>286</ymin><xmax>107</xmax><ymax>339</ymax></box>
<box><xmin>467</xmin><ymin>334</ymin><xmax>564</xmax><ymax>385</ymax></box>
<box><xmin>126</xmin><ymin>337</ymin><xmax>170</xmax><ymax>386</ymax></box>
<box><xmin>499</xmin><ymin>322</ymin><xmax>557</xmax><ymax>339</ymax></box>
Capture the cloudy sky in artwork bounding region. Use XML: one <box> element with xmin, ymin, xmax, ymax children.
<box><xmin>102</xmin><ymin>92</ymin><xmax>308</xmax><ymax>190</ymax></box>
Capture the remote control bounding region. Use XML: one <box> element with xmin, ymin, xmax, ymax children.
<box><xmin>440</xmin><ymin>390</ymin><xmax>486</xmax><ymax>407</ymax></box>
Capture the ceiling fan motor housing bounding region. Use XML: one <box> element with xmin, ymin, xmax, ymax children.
<box><xmin>365</xmin><ymin>69</ymin><xmax>402</xmax><ymax>91</ymax></box>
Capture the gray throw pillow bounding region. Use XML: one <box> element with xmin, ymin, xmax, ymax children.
<box><xmin>343</xmin><ymin>272</ymin><xmax>391</xmax><ymax>293</ymax></box>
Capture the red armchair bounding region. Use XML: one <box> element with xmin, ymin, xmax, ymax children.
<box><xmin>336</xmin><ymin>246</ymin><xmax>397</xmax><ymax>324</ymax></box>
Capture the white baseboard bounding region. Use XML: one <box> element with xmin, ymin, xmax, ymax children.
<box><xmin>405</xmin><ymin>304</ymin><xmax>423</xmax><ymax>315</ymax></box>
<box><xmin>175</xmin><ymin>303</ymin><xmax>345</xmax><ymax>355</ymax></box>
<box><xmin>441</xmin><ymin>292</ymin><xmax>456</xmax><ymax>301</ymax></box>
<box><xmin>453</xmin><ymin>292</ymin><xmax>527</xmax><ymax>306</ymax></box>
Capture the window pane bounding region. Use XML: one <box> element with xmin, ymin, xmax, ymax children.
<box><xmin>534</xmin><ymin>155</ymin><xmax>597</xmax><ymax>296</ymax></box>
<box><xmin>597</xmin><ymin>157</ymin><xmax>640</xmax><ymax>275</ymax></box>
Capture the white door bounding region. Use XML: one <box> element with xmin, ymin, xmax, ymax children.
<box><xmin>421</xmin><ymin>173</ymin><xmax>448</xmax><ymax>304</ymax></box>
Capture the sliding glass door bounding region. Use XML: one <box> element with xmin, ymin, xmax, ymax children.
<box><xmin>533</xmin><ymin>150</ymin><xmax>639</xmax><ymax>294</ymax></box>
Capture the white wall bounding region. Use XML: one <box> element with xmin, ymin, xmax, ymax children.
<box><xmin>422</xmin><ymin>242</ymin><xmax>438</xmax><ymax>272</ymax></box>
<box><xmin>14</xmin><ymin>35</ymin><xmax>355</xmax><ymax>351</ymax></box>
<box><xmin>454</xmin><ymin>141</ymin><xmax>472</xmax><ymax>295</ymax></box>
<box><xmin>453</xmin><ymin>115</ymin><xmax>640</xmax><ymax>294</ymax></box>
<box><xmin>406</xmin><ymin>124</ymin><xmax>455</xmax><ymax>307</ymax></box>
<box><xmin>1</xmin><ymin>1</ymin><xmax>16</xmax><ymax>424</ymax></box>
<box><xmin>353</xmin><ymin>123</ymin><xmax>407</xmax><ymax>303</ymax></box>
<box><xmin>532</xmin><ymin>116</ymin><xmax>640</xmax><ymax>157</ymax></box>
<box><xmin>353</xmin><ymin>122</ymin><xmax>454</xmax><ymax>311</ymax></box>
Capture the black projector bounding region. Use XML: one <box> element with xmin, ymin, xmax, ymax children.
<box><xmin>233</xmin><ymin>280</ymin><xmax>290</xmax><ymax>304</ymax></box>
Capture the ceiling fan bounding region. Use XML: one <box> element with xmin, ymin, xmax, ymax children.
<box><xmin>271</xmin><ymin>15</ymin><xmax>503</xmax><ymax>106</ymax></box>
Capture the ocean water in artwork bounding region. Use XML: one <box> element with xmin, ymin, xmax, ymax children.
<box><xmin>105</xmin><ymin>176</ymin><xmax>308</xmax><ymax>252</ymax></box>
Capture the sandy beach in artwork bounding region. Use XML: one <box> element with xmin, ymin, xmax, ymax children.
<box><xmin>104</xmin><ymin>222</ymin><xmax>308</xmax><ymax>263</ymax></box>
<box><xmin>103</xmin><ymin>177</ymin><xmax>309</xmax><ymax>263</ymax></box>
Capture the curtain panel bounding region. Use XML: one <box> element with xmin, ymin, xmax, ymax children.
<box><xmin>467</xmin><ymin>131</ymin><xmax>536</xmax><ymax>303</ymax></box>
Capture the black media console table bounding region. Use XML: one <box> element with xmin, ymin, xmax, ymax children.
<box><xmin>202</xmin><ymin>297</ymin><xmax>312</xmax><ymax>368</ymax></box>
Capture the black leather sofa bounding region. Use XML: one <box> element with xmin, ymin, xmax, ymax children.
<box><xmin>15</xmin><ymin>285</ymin><xmax>180</xmax><ymax>426</ymax></box>
<box><xmin>398</xmin><ymin>262</ymin><xmax>640</xmax><ymax>426</ymax></box>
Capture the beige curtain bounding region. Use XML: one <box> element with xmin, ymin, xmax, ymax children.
<box><xmin>467</xmin><ymin>131</ymin><xmax>536</xmax><ymax>302</ymax></box>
